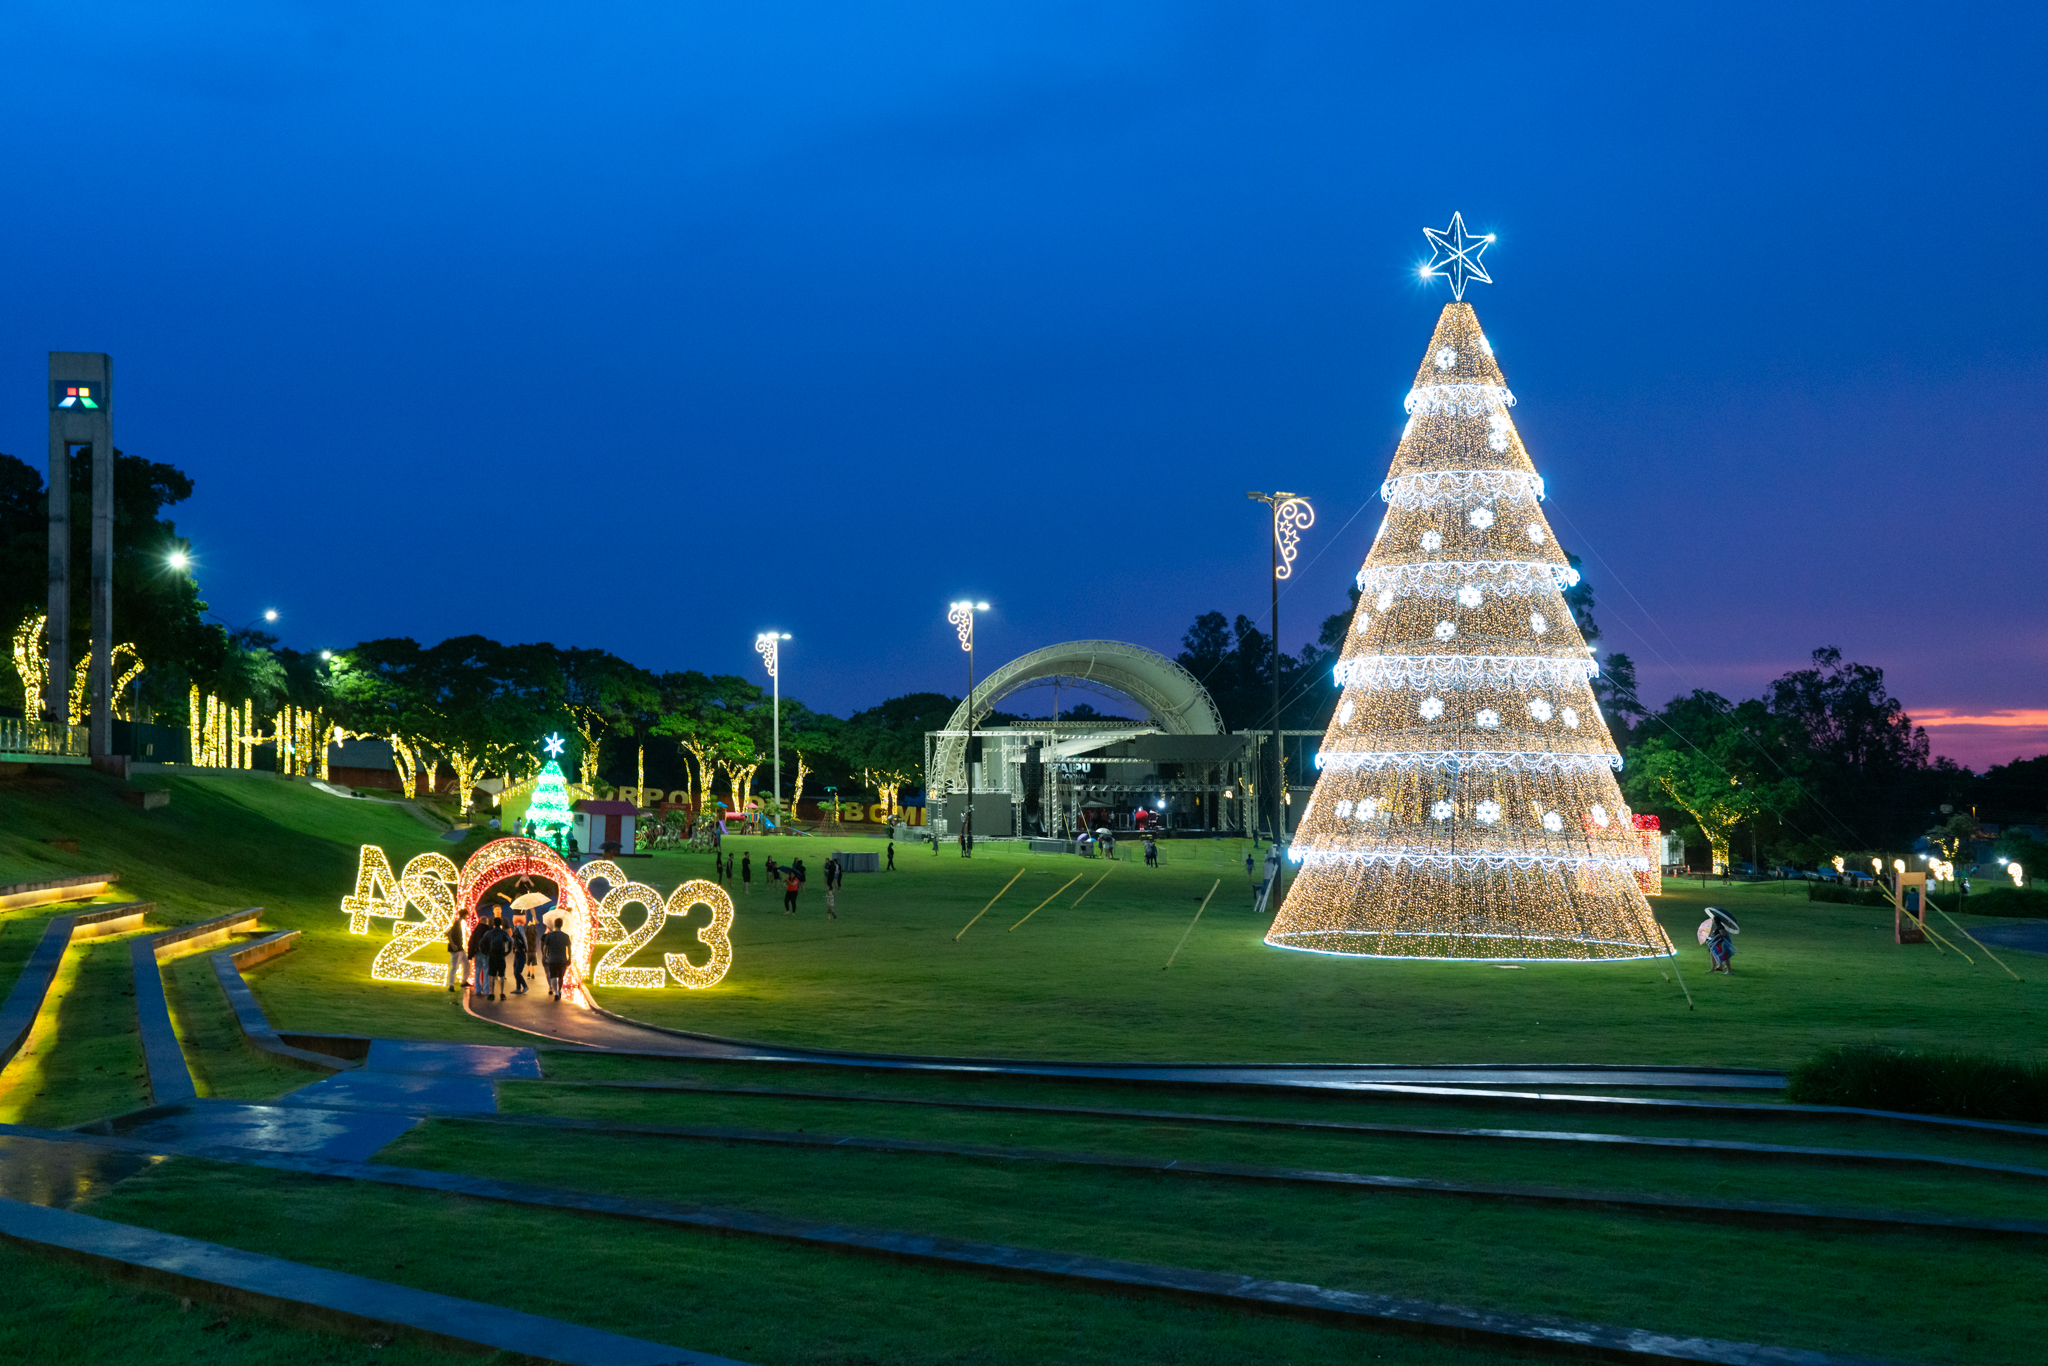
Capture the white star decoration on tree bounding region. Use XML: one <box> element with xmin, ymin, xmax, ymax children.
<box><xmin>1421</xmin><ymin>212</ymin><xmax>1494</xmax><ymax>301</ymax></box>
<box><xmin>542</xmin><ymin>732</ymin><xmax>566</xmax><ymax>757</ymax></box>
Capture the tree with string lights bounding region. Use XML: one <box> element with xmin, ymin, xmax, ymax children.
<box><xmin>1267</xmin><ymin>214</ymin><xmax>1673</xmax><ymax>962</ymax></box>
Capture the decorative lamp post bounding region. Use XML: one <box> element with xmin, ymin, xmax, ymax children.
<box><xmin>948</xmin><ymin>601</ymin><xmax>989</xmax><ymax>856</ymax></box>
<box><xmin>754</xmin><ymin>632</ymin><xmax>790</xmax><ymax>829</ymax></box>
<box><xmin>1244</xmin><ymin>492</ymin><xmax>1313</xmax><ymax>846</ymax></box>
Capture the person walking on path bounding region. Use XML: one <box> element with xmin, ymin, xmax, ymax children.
<box><xmin>742</xmin><ymin>853</ymin><xmax>752</xmax><ymax>895</ymax></box>
<box><xmin>1698</xmin><ymin>907</ymin><xmax>1739</xmax><ymax>973</ymax></box>
<box><xmin>886</xmin><ymin>841</ymin><xmax>895</xmax><ymax>871</ymax></box>
<box><xmin>511</xmin><ymin>914</ymin><xmax>536</xmax><ymax>995</ymax></box>
<box><xmin>467</xmin><ymin>914</ymin><xmax>494</xmax><ymax>1000</ymax></box>
<box><xmin>444</xmin><ymin>913</ymin><xmax>467</xmax><ymax>992</ymax></box>
<box><xmin>485</xmin><ymin>917</ymin><xmax>513</xmax><ymax>1002</ymax></box>
<box><xmin>540</xmin><ymin>920</ymin><xmax>572</xmax><ymax>1000</ymax></box>
<box><xmin>783</xmin><ymin>868</ymin><xmax>801</xmax><ymax>915</ymax></box>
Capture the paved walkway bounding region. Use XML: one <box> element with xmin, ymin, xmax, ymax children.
<box><xmin>466</xmin><ymin>988</ymin><xmax>1785</xmax><ymax>1090</ymax></box>
<box><xmin>1966</xmin><ymin>921</ymin><xmax>2048</xmax><ymax>954</ymax></box>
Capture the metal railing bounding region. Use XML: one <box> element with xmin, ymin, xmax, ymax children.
<box><xmin>0</xmin><ymin>719</ymin><xmax>88</xmax><ymax>757</ymax></box>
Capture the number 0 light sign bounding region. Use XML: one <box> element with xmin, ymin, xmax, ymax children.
<box><xmin>342</xmin><ymin>836</ymin><xmax>734</xmax><ymax>990</ymax></box>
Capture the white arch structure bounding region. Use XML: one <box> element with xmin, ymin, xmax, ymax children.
<box><xmin>930</xmin><ymin>640</ymin><xmax>1225</xmax><ymax>798</ymax></box>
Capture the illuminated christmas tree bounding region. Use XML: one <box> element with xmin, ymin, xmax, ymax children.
<box><xmin>1267</xmin><ymin>218</ymin><xmax>1671</xmax><ymax>962</ymax></box>
<box><xmin>523</xmin><ymin>735</ymin><xmax>576</xmax><ymax>842</ymax></box>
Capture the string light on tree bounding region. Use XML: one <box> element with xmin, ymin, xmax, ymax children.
<box><xmin>1266</xmin><ymin>217</ymin><xmax>1673</xmax><ymax>963</ymax></box>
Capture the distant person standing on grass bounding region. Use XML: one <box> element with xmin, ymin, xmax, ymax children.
<box><xmin>887</xmin><ymin>841</ymin><xmax>895</xmax><ymax>871</ymax></box>
<box><xmin>540</xmin><ymin>920</ymin><xmax>572</xmax><ymax>1000</ymax></box>
<box><xmin>444</xmin><ymin>912</ymin><xmax>466</xmax><ymax>992</ymax></box>
<box><xmin>742</xmin><ymin>853</ymin><xmax>752</xmax><ymax>894</ymax></box>
<box><xmin>784</xmin><ymin>868</ymin><xmax>801</xmax><ymax>915</ymax></box>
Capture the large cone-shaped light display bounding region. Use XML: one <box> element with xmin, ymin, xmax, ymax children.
<box><xmin>1266</xmin><ymin>303</ymin><xmax>1674</xmax><ymax>962</ymax></box>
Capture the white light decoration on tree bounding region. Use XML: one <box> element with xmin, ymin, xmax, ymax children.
<box><xmin>1435</xmin><ymin>347</ymin><xmax>1459</xmax><ymax>369</ymax></box>
<box><xmin>1338</xmin><ymin>700</ymin><xmax>1355</xmax><ymax>723</ymax></box>
<box><xmin>1269</xmin><ymin>286</ymin><xmax>1672</xmax><ymax>962</ymax></box>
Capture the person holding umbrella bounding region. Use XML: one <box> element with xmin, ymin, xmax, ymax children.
<box><xmin>1697</xmin><ymin>906</ymin><xmax>1739</xmax><ymax>973</ymax></box>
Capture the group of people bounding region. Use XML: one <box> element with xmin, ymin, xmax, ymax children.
<box><xmin>446</xmin><ymin>900</ymin><xmax>573</xmax><ymax>1001</ymax></box>
<box><xmin>693</xmin><ymin>849</ymin><xmax>864</xmax><ymax>919</ymax></box>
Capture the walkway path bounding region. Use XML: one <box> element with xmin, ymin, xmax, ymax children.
<box><xmin>466</xmin><ymin>988</ymin><xmax>1786</xmax><ymax>1091</ymax></box>
<box><xmin>1966</xmin><ymin>921</ymin><xmax>2048</xmax><ymax>955</ymax></box>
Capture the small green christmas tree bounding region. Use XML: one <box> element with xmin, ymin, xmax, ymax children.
<box><xmin>524</xmin><ymin>750</ymin><xmax>577</xmax><ymax>844</ymax></box>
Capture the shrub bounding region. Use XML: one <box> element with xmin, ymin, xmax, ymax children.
<box><xmin>1806</xmin><ymin>883</ymin><xmax>1892</xmax><ymax>908</ymax></box>
<box><xmin>1787</xmin><ymin>1046</ymin><xmax>2048</xmax><ymax>1121</ymax></box>
<box><xmin>1950</xmin><ymin>886</ymin><xmax>2048</xmax><ymax>920</ymax></box>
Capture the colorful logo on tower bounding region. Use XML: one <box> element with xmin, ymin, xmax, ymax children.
<box><xmin>53</xmin><ymin>382</ymin><xmax>104</xmax><ymax>411</ymax></box>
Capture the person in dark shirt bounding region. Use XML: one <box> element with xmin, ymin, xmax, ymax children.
<box><xmin>741</xmin><ymin>853</ymin><xmax>752</xmax><ymax>894</ymax></box>
<box><xmin>511</xmin><ymin>914</ymin><xmax>537</xmax><ymax>995</ymax></box>
<box><xmin>485</xmin><ymin>918</ymin><xmax>512</xmax><ymax>1002</ymax></box>
<box><xmin>444</xmin><ymin>913</ymin><xmax>466</xmax><ymax>992</ymax></box>
<box><xmin>467</xmin><ymin>915</ymin><xmax>494</xmax><ymax>999</ymax></box>
<box><xmin>540</xmin><ymin>921</ymin><xmax>572</xmax><ymax>1000</ymax></box>
<box><xmin>886</xmin><ymin>841</ymin><xmax>895</xmax><ymax>871</ymax></box>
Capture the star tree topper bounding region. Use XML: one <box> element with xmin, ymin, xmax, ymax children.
<box><xmin>1421</xmin><ymin>211</ymin><xmax>1494</xmax><ymax>301</ymax></box>
<box><xmin>541</xmin><ymin>732</ymin><xmax>566</xmax><ymax>757</ymax></box>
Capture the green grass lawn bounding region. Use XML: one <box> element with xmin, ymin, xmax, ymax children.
<box><xmin>562</xmin><ymin>838</ymin><xmax>2043</xmax><ymax>1068</ymax></box>
<box><xmin>11</xmin><ymin>764</ymin><xmax>2046</xmax><ymax>1363</ymax></box>
<box><xmin>81</xmin><ymin>1156</ymin><xmax>1557</xmax><ymax>1366</ymax></box>
<box><xmin>0</xmin><ymin>1237</ymin><xmax>483</xmax><ymax>1366</ymax></box>
<box><xmin>5</xmin><ymin>764</ymin><xmax>2042</xmax><ymax>1070</ymax></box>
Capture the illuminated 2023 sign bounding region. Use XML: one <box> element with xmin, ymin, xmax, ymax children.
<box><xmin>341</xmin><ymin>836</ymin><xmax>733</xmax><ymax>990</ymax></box>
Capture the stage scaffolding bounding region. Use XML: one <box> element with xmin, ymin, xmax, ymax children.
<box><xmin>924</xmin><ymin>723</ymin><xmax>1262</xmax><ymax>839</ymax></box>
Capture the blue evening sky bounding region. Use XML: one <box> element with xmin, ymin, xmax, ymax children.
<box><xmin>2</xmin><ymin>3</ymin><xmax>2041</xmax><ymax>765</ymax></box>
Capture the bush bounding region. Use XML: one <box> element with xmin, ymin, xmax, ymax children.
<box><xmin>1787</xmin><ymin>1046</ymin><xmax>2048</xmax><ymax>1121</ymax></box>
<box><xmin>1806</xmin><ymin>883</ymin><xmax>1892</xmax><ymax>908</ymax></box>
<box><xmin>1950</xmin><ymin>886</ymin><xmax>2048</xmax><ymax>919</ymax></box>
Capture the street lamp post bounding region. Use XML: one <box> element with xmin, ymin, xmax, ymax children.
<box><xmin>1245</xmin><ymin>492</ymin><xmax>1313</xmax><ymax>846</ymax></box>
<box><xmin>947</xmin><ymin>601</ymin><xmax>988</xmax><ymax>856</ymax></box>
<box><xmin>754</xmin><ymin>632</ymin><xmax>790</xmax><ymax>829</ymax></box>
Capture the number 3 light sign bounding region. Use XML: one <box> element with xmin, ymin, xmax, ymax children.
<box><xmin>342</xmin><ymin>836</ymin><xmax>734</xmax><ymax>991</ymax></box>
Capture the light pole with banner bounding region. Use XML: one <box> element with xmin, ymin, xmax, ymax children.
<box><xmin>1245</xmin><ymin>492</ymin><xmax>1313</xmax><ymax>845</ymax></box>
<box><xmin>754</xmin><ymin>632</ymin><xmax>789</xmax><ymax>829</ymax></box>
<box><xmin>947</xmin><ymin>600</ymin><xmax>988</xmax><ymax>856</ymax></box>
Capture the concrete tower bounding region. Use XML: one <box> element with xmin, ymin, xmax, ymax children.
<box><xmin>48</xmin><ymin>352</ymin><xmax>114</xmax><ymax>758</ymax></box>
